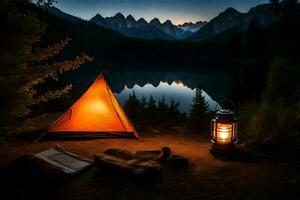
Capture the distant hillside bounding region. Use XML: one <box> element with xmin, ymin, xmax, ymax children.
<box><xmin>189</xmin><ymin>4</ymin><xmax>279</xmax><ymax>41</ymax></box>
<box><xmin>47</xmin><ymin>7</ymin><xmax>84</xmax><ymax>23</ymax></box>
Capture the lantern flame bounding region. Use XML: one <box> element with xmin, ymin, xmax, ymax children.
<box><xmin>219</xmin><ymin>127</ymin><xmax>230</xmax><ymax>140</ymax></box>
<box><xmin>216</xmin><ymin>124</ymin><xmax>232</xmax><ymax>144</ymax></box>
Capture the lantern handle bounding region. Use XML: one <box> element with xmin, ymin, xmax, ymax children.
<box><xmin>215</xmin><ymin>98</ymin><xmax>237</xmax><ymax>112</ymax></box>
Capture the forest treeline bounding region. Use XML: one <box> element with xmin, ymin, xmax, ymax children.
<box><xmin>123</xmin><ymin>88</ymin><xmax>211</xmax><ymax>131</ymax></box>
<box><xmin>239</xmin><ymin>0</ymin><xmax>300</xmax><ymax>155</ymax></box>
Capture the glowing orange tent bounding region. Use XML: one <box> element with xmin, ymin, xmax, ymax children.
<box><xmin>36</xmin><ymin>73</ymin><xmax>139</xmax><ymax>142</ymax></box>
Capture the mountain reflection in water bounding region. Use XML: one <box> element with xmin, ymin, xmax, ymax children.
<box><xmin>115</xmin><ymin>81</ymin><xmax>218</xmax><ymax>113</ymax></box>
<box><xmin>67</xmin><ymin>68</ymin><xmax>234</xmax><ymax>112</ymax></box>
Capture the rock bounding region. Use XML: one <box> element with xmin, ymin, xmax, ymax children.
<box><xmin>157</xmin><ymin>146</ymin><xmax>171</xmax><ymax>162</ymax></box>
<box><xmin>168</xmin><ymin>155</ymin><xmax>189</xmax><ymax>168</ymax></box>
<box><xmin>104</xmin><ymin>148</ymin><xmax>135</xmax><ymax>160</ymax></box>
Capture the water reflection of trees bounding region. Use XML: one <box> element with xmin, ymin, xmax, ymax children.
<box><xmin>105</xmin><ymin>69</ymin><xmax>234</xmax><ymax>101</ymax></box>
<box><xmin>124</xmin><ymin>92</ymin><xmax>186</xmax><ymax>129</ymax></box>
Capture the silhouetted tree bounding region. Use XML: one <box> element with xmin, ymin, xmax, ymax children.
<box><xmin>123</xmin><ymin>94</ymin><xmax>183</xmax><ymax>128</ymax></box>
<box><xmin>157</xmin><ymin>96</ymin><xmax>168</xmax><ymax>114</ymax></box>
<box><xmin>187</xmin><ymin>88</ymin><xmax>210</xmax><ymax>131</ymax></box>
<box><xmin>138</xmin><ymin>96</ymin><xmax>147</xmax><ymax>114</ymax></box>
<box><xmin>147</xmin><ymin>96</ymin><xmax>157</xmax><ymax>110</ymax></box>
<box><xmin>145</xmin><ymin>95</ymin><xmax>157</xmax><ymax>125</ymax></box>
<box><xmin>124</xmin><ymin>91</ymin><xmax>140</xmax><ymax>123</ymax></box>
<box><xmin>167</xmin><ymin>99</ymin><xmax>181</xmax><ymax>125</ymax></box>
<box><xmin>168</xmin><ymin>99</ymin><xmax>180</xmax><ymax>115</ymax></box>
<box><xmin>0</xmin><ymin>0</ymin><xmax>93</xmax><ymax>133</ymax></box>
<box><xmin>155</xmin><ymin>96</ymin><xmax>168</xmax><ymax>124</ymax></box>
<box><xmin>189</xmin><ymin>88</ymin><xmax>209</xmax><ymax>118</ymax></box>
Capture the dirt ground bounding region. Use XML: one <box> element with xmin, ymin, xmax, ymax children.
<box><xmin>0</xmin><ymin>130</ymin><xmax>299</xmax><ymax>200</ymax></box>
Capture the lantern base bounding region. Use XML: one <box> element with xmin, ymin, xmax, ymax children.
<box><xmin>210</xmin><ymin>140</ymin><xmax>235</xmax><ymax>155</ymax></box>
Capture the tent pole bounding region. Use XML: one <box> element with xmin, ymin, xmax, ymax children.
<box><xmin>104</xmin><ymin>78</ymin><xmax>140</xmax><ymax>140</ymax></box>
<box><xmin>105</xmin><ymin>82</ymin><xmax>128</xmax><ymax>132</ymax></box>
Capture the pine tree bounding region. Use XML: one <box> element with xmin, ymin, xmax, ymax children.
<box><xmin>123</xmin><ymin>91</ymin><xmax>140</xmax><ymax>123</ymax></box>
<box><xmin>157</xmin><ymin>96</ymin><xmax>168</xmax><ymax>114</ymax></box>
<box><xmin>0</xmin><ymin>0</ymin><xmax>93</xmax><ymax>132</ymax></box>
<box><xmin>147</xmin><ymin>95</ymin><xmax>157</xmax><ymax>112</ymax></box>
<box><xmin>138</xmin><ymin>96</ymin><xmax>147</xmax><ymax>115</ymax></box>
<box><xmin>156</xmin><ymin>96</ymin><xmax>169</xmax><ymax>125</ymax></box>
<box><xmin>189</xmin><ymin>87</ymin><xmax>209</xmax><ymax>118</ymax></box>
<box><xmin>168</xmin><ymin>99</ymin><xmax>180</xmax><ymax>115</ymax></box>
<box><xmin>167</xmin><ymin>99</ymin><xmax>181</xmax><ymax>125</ymax></box>
<box><xmin>146</xmin><ymin>95</ymin><xmax>157</xmax><ymax>125</ymax></box>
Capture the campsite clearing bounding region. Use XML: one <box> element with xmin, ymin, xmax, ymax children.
<box><xmin>0</xmin><ymin>131</ymin><xmax>299</xmax><ymax>200</ymax></box>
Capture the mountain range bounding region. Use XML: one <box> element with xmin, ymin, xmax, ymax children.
<box><xmin>48</xmin><ymin>4</ymin><xmax>279</xmax><ymax>42</ymax></box>
<box><xmin>47</xmin><ymin>7</ymin><xmax>206</xmax><ymax>40</ymax></box>
<box><xmin>189</xmin><ymin>4</ymin><xmax>279</xmax><ymax>41</ymax></box>
<box><xmin>90</xmin><ymin>13</ymin><xmax>206</xmax><ymax>40</ymax></box>
<box><xmin>90</xmin><ymin>13</ymin><xmax>172</xmax><ymax>40</ymax></box>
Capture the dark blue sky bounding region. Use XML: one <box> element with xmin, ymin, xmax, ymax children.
<box><xmin>56</xmin><ymin>0</ymin><xmax>268</xmax><ymax>24</ymax></box>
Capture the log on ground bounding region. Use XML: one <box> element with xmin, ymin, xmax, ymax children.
<box><xmin>94</xmin><ymin>154</ymin><xmax>162</xmax><ymax>178</ymax></box>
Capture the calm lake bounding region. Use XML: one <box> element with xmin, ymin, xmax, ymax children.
<box><xmin>115</xmin><ymin>81</ymin><xmax>218</xmax><ymax>113</ymax></box>
<box><xmin>69</xmin><ymin>67</ymin><xmax>235</xmax><ymax>113</ymax></box>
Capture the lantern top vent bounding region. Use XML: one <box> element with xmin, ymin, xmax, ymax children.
<box><xmin>217</xmin><ymin>109</ymin><xmax>234</xmax><ymax>115</ymax></box>
<box><xmin>216</xmin><ymin>109</ymin><xmax>236</xmax><ymax>122</ymax></box>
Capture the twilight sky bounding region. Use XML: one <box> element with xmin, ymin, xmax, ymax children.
<box><xmin>55</xmin><ymin>0</ymin><xmax>268</xmax><ymax>25</ymax></box>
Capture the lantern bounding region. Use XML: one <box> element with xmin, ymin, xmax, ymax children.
<box><xmin>210</xmin><ymin>108</ymin><xmax>237</xmax><ymax>154</ymax></box>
